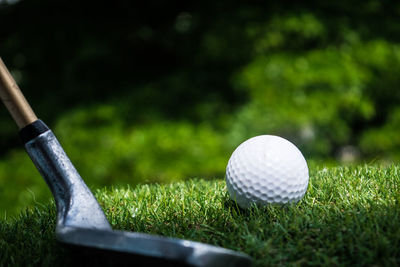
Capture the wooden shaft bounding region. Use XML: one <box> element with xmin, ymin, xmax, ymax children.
<box><xmin>0</xmin><ymin>57</ymin><xmax>37</xmax><ymax>129</ymax></box>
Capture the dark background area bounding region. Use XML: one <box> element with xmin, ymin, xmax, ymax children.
<box><xmin>0</xmin><ymin>0</ymin><xmax>255</xmax><ymax>150</ymax></box>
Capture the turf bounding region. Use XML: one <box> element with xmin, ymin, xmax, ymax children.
<box><xmin>1</xmin><ymin>165</ymin><xmax>399</xmax><ymax>266</ymax></box>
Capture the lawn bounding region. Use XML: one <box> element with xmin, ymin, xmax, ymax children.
<box><xmin>0</xmin><ymin>165</ymin><xmax>399</xmax><ymax>266</ymax></box>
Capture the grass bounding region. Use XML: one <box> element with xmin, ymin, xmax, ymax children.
<box><xmin>1</xmin><ymin>165</ymin><xmax>399</xmax><ymax>266</ymax></box>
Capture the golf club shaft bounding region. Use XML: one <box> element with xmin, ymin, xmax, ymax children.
<box><xmin>0</xmin><ymin>57</ymin><xmax>111</xmax><ymax>229</ymax></box>
<box><xmin>0</xmin><ymin>57</ymin><xmax>37</xmax><ymax>129</ymax></box>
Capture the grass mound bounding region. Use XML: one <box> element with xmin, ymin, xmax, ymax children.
<box><xmin>1</xmin><ymin>165</ymin><xmax>399</xmax><ymax>266</ymax></box>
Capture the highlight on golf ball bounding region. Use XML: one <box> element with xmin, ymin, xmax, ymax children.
<box><xmin>226</xmin><ymin>135</ymin><xmax>309</xmax><ymax>208</ymax></box>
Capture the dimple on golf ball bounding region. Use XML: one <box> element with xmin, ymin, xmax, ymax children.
<box><xmin>226</xmin><ymin>135</ymin><xmax>309</xmax><ymax>208</ymax></box>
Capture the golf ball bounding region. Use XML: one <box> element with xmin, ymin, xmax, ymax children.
<box><xmin>226</xmin><ymin>135</ymin><xmax>309</xmax><ymax>208</ymax></box>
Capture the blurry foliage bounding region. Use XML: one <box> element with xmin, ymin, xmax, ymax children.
<box><xmin>54</xmin><ymin>105</ymin><xmax>228</xmax><ymax>184</ymax></box>
<box><xmin>1</xmin><ymin>0</ymin><xmax>400</xmax><ymax>215</ymax></box>
<box><xmin>232</xmin><ymin>41</ymin><xmax>391</xmax><ymax>158</ymax></box>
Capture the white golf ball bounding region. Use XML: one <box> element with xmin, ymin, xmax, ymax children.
<box><xmin>226</xmin><ymin>135</ymin><xmax>309</xmax><ymax>208</ymax></box>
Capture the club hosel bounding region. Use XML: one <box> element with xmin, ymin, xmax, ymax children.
<box><xmin>19</xmin><ymin>119</ymin><xmax>50</xmax><ymax>145</ymax></box>
<box><xmin>20</xmin><ymin>120</ymin><xmax>111</xmax><ymax>230</ymax></box>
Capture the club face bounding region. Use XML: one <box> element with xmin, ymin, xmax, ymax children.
<box><xmin>56</xmin><ymin>226</ymin><xmax>253</xmax><ymax>267</ymax></box>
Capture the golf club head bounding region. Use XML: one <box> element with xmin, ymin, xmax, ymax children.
<box><xmin>57</xmin><ymin>226</ymin><xmax>252</xmax><ymax>267</ymax></box>
<box><xmin>21</xmin><ymin>120</ymin><xmax>253</xmax><ymax>267</ymax></box>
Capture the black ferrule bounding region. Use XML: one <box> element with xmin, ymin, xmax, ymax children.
<box><xmin>19</xmin><ymin>119</ymin><xmax>50</xmax><ymax>144</ymax></box>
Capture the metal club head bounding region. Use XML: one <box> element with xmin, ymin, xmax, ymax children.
<box><xmin>20</xmin><ymin>120</ymin><xmax>253</xmax><ymax>267</ymax></box>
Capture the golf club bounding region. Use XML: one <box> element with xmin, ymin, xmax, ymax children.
<box><xmin>0</xmin><ymin>58</ymin><xmax>253</xmax><ymax>266</ymax></box>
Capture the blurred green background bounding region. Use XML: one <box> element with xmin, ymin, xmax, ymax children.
<box><xmin>1</xmin><ymin>0</ymin><xmax>400</xmax><ymax>217</ymax></box>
